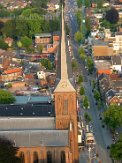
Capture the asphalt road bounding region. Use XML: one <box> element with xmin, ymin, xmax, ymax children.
<box><xmin>64</xmin><ymin>0</ymin><xmax>113</xmax><ymax>163</ymax></box>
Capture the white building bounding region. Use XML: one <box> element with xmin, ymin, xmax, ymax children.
<box><xmin>111</xmin><ymin>56</ymin><xmax>122</xmax><ymax>73</ymax></box>
<box><xmin>37</xmin><ymin>71</ymin><xmax>46</xmax><ymax>79</ymax></box>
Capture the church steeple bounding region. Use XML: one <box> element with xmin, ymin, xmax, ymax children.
<box><xmin>54</xmin><ymin>5</ymin><xmax>79</xmax><ymax>162</ymax></box>
<box><xmin>54</xmin><ymin>6</ymin><xmax>75</xmax><ymax>93</ymax></box>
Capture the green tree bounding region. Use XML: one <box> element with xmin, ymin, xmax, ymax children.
<box><xmin>84</xmin><ymin>112</ymin><xmax>92</xmax><ymax>123</ymax></box>
<box><xmin>6</xmin><ymin>83</ymin><xmax>12</xmax><ymax>89</ymax></box>
<box><xmin>77</xmin><ymin>0</ymin><xmax>82</xmax><ymax>8</ymax></box>
<box><xmin>85</xmin><ymin>17</ymin><xmax>91</xmax><ymax>36</ymax></box>
<box><xmin>97</xmin><ymin>0</ymin><xmax>104</xmax><ymax>8</ymax></box>
<box><xmin>37</xmin><ymin>44</ymin><xmax>44</xmax><ymax>53</ymax></box>
<box><xmin>40</xmin><ymin>59</ymin><xmax>53</xmax><ymax>70</ymax></box>
<box><xmin>74</xmin><ymin>31</ymin><xmax>83</xmax><ymax>43</ymax></box>
<box><xmin>105</xmin><ymin>7</ymin><xmax>119</xmax><ymax>24</ymax></box>
<box><xmin>87</xmin><ymin>56</ymin><xmax>94</xmax><ymax>73</ymax></box>
<box><xmin>17</xmin><ymin>41</ymin><xmax>22</xmax><ymax>48</ymax></box>
<box><xmin>110</xmin><ymin>134</ymin><xmax>122</xmax><ymax>161</ymax></box>
<box><xmin>92</xmin><ymin>80</ymin><xmax>96</xmax><ymax>90</ymax></box>
<box><xmin>72</xmin><ymin>59</ymin><xmax>78</xmax><ymax>71</ymax></box>
<box><xmin>77</xmin><ymin>74</ymin><xmax>83</xmax><ymax>84</ymax></box>
<box><xmin>0</xmin><ymin>39</ymin><xmax>8</xmax><ymax>50</ymax></box>
<box><xmin>0</xmin><ymin>89</ymin><xmax>15</xmax><ymax>104</ymax></box>
<box><xmin>78</xmin><ymin>47</ymin><xmax>86</xmax><ymax>61</ymax></box>
<box><xmin>94</xmin><ymin>90</ymin><xmax>101</xmax><ymax>101</ymax></box>
<box><xmin>0</xmin><ymin>137</ymin><xmax>20</xmax><ymax>163</ymax></box>
<box><xmin>103</xmin><ymin>105</ymin><xmax>122</xmax><ymax>131</ymax></box>
<box><xmin>83</xmin><ymin>96</ymin><xmax>89</xmax><ymax>109</ymax></box>
<box><xmin>21</xmin><ymin>36</ymin><xmax>32</xmax><ymax>49</ymax></box>
<box><xmin>85</xmin><ymin>0</ymin><xmax>91</xmax><ymax>8</ymax></box>
<box><xmin>76</xmin><ymin>11</ymin><xmax>82</xmax><ymax>28</ymax></box>
<box><xmin>79</xmin><ymin>86</ymin><xmax>85</xmax><ymax>95</ymax></box>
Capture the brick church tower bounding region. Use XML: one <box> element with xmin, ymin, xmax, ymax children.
<box><xmin>54</xmin><ymin>6</ymin><xmax>79</xmax><ymax>163</ymax></box>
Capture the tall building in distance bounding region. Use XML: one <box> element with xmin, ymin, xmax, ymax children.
<box><xmin>0</xmin><ymin>6</ymin><xmax>79</xmax><ymax>163</ymax></box>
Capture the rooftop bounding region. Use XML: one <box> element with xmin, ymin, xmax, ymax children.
<box><xmin>95</xmin><ymin>60</ymin><xmax>112</xmax><ymax>70</ymax></box>
<box><xmin>0</xmin><ymin>130</ymin><xmax>69</xmax><ymax>147</ymax></box>
<box><xmin>0</xmin><ymin>117</ymin><xmax>55</xmax><ymax>130</ymax></box>
<box><xmin>0</xmin><ymin>103</ymin><xmax>55</xmax><ymax>117</ymax></box>
<box><xmin>15</xmin><ymin>96</ymin><xmax>52</xmax><ymax>104</ymax></box>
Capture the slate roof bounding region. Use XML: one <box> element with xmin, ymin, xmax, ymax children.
<box><xmin>105</xmin><ymin>89</ymin><xmax>116</xmax><ymax>100</ymax></box>
<box><xmin>0</xmin><ymin>130</ymin><xmax>69</xmax><ymax>147</ymax></box>
<box><xmin>0</xmin><ymin>117</ymin><xmax>55</xmax><ymax>131</ymax></box>
<box><xmin>0</xmin><ymin>103</ymin><xmax>55</xmax><ymax>117</ymax></box>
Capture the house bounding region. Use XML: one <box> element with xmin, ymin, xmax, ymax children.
<box><xmin>94</xmin><ymin>60</ymin><xmax>112</xmax><ymax>75</ymax></box>
<box><xmin>105</xmin><ymin>89</ymin><xmax>122</xmax><ymax>106</ymax></box>
<box><xmin>92</xmin><ymin>40</ymin><xmax>113</xmax><ymax>58</ymax></box>
<box><xmin>98</xmin><ymin>73</ymin><xmax>111</xmax><ymax>97</ymax></box>
<box><xmin>113</xmin><ymin>32</ymin><xmax>122</xmax><ymax>54</ymax></box>
<box><xmin>4</xmin><ymin>37</ymin><xmax>13</xmax><ymax>47</ymax></box>
<box><xmin>1</xmin><ymin>67</ymin><xmax>23</xmax><ymax>82</ymax></box>
<box><xmin>35</xmin><ymin>33</ymin><xmax>52</xmax><ymax>44</ymax></box>
<box><xmin>111</xmin><ymin>55</ymin><xmax>122</xmax><ymax>73</ymax></box>
<box><xmin>37</xmin><ymin>71</ymin><xmax>46</xmax><ymax>79</ymax></box>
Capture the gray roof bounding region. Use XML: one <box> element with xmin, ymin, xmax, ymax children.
<box><xmin>0</xmin><ymin>117</ymin><xmax>55</xmax><ymax>131</ymax></box>
<box><xmin>92</xmin><ymin>39</ymin><xmax>108</xmax><ymax>46</ymax></box>
<box><xmin>112</xmin><ymin>55</ymin><xmax>121</xmax><ymax>65</ymax></box>
<box><xmin>0</xmin><ymin>103</ymin><xmax>55</xmax><ymax>117</ymax></box>
<box><xmin>35</xmin><ymin>33</ymin><xmax>52</xmax><ymax>38</ymax></box>
<box><xmin>15</xmin><ymin>96</ymin><xmax>52</xmax><ymax>104</ymax></box>
<box><xmin>0</xmin><ymin>130</ymin><xmax>69</xmax><ymax>147</ymax></box>
<box><xmin>105</xmin><ymin>89</ymin><xmax>115</xmax><ymax>100</ymax></box>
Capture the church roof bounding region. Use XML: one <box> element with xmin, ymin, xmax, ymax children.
<box><xmin>0</xmin><ymin>103</ymin><xmax>55</xmax><ymax>117</ymax></box>
<box><xmin>54</xmin><ymin>7</ymin><xmax>75</xmax><ymax>93</ymax></box>
<box><xmin>0</xmin><ymin>117</ymin><xmax>55</xmax><ymax>131</ymax></box>
<box><xmin>0</xmin><ymin>130</ymin><xmax>69</xmax><ymax>147</ymax></box>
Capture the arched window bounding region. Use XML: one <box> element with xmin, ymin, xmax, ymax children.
<box><xmin>47</xmin><ymin>151</ymin><xmax>52</xmax><ymax>163</ymax></box>
<box><xmin>33</xmin><ymin>152</ymin><xmax>39</xmax><ymax>163</ymax></box>
<box><xmin>61</xmin><ymin>151</ymin><xmax>66</xmax><ymax>163</ymax></box>
<box><xmin>19</xmin><ymin>152</ymin><xmax>25</xmax><ymax>163</ymax></box>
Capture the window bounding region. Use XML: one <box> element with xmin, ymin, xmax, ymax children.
<box><xmin>61</xmin><ymin>151</ymin><xmax>66</xmax><ymax>163</ymax></box>
<box><xmin>19</xmin><ymin>152</ymin><xmax>25</xmax><ymax>163</ymax></box>
<box><xmin>33</xmin><ymin>152</ymin><xmax>39</xmax><ymax>163</ymax></box>
<box><xmin>63</xmin><ymin>99</ymin><xmax>68</xmax><ymax>115</ymax></box>
<box><xmin>47</xmin><ymin>151</ymin><xmax>52</xmax><ymax>163</ymax></box>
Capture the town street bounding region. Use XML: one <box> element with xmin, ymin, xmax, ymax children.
<box><xmin>65</xmin><ymin>0</ymin><xmax>113</xmax><ymax>162</ymax></box>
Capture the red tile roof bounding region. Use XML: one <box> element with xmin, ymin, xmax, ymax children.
<box><xmin>4</xmin><ymin>67</ymin><xmax>22</xmax><ymax>74</ymax></box>
<box><xmin>98</xmin><ymin>69</ymin><xmax>111</xmax><ymax>75</ymax></box>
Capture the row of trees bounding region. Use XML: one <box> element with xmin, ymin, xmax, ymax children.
<box><xmin>78</xmin><ymin>47</ymin><xmax>94</xmax><ymax>73</ymax></box>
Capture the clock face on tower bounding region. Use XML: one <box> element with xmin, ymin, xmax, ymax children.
<box><xmin>61</xmin><ymin>81</ymin><xmax>67</xmax><ymax>88</ymax></box>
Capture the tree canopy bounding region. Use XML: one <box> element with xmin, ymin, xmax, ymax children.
<box><xmin>20</xmin><ymin>36</ymin><xmax>32</xmax><ymax>49</ymax></box>
<box><xmin>0</xmin><ymin>89</ymin><xmax>15</xmax><ymax>104</ymax></box>
<box><xmin>77</xmin><ymin>74</ymin><xmax>83</xmax><ymax>84</ymax></box>
<box><xmin>105</xmin><ymin>8</ymin><xmax>119</xmax><ymax>24</ymax></box>
<box><xmin>0</xmin><ymin>39</ymin><xmax>8</xmax><ymax>50</ymax></box>
<box><xmin>40</xmin><ymin>59</ymin><xmax>53</xmax><ymax>70</ymax></box>
<box><xmin>83</xmin><ymin>96</ymin><xmax>89</xmax><ymax>109</ymax></box>
<box><xmin>79</xmin><ymin>86</ymin><xmax>85</xmax><ymax>96</ymax></box>
<box><xmin>103</xmin><ymin>105</ymin><xmax>122</xmax><ymax>131</ymax></box>
<box><xmin>110</xmin><ymin>134</ymin><xmax>122</xmax><ymax>161</ymax></box>
<box><xmin>84</xmin><ymin>112</ymin><xmax>92</xmax><ymax>123</ymax></box>
<box><xmin>0</xmin><ymin>137</ymin><xmax>20</xmax><ymax>163</ymax></box>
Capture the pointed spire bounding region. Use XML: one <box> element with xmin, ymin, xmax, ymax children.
<box><xmin>54</xmin><ymin>6</ymin><xmax>75</xmax><ymax>92</ymax></box>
